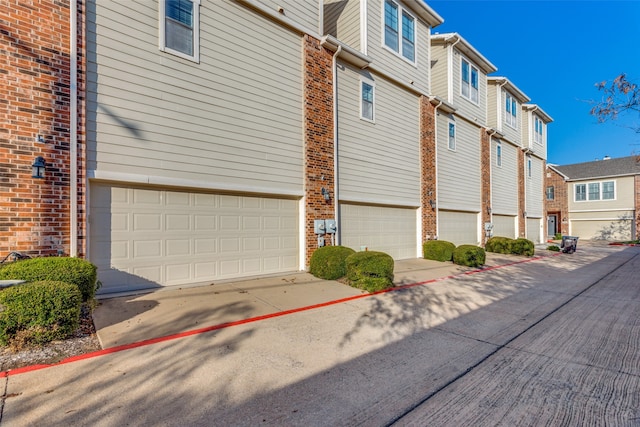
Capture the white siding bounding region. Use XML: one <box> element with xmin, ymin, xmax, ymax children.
<box><xmin>340</xmin><ymin>203</ymin><xmax>418</xmax><ymax>260</ymax></box>
<box><xmin>437</xmin><ymin>114</ymin><xmax>481</xmax><ymax>211</ymax></box>
<box><xmin>87</xmin><ymin>0</ymin><xmax>304</xmax><ymax>194</ymax></box>
<box><xmin>257</xmin><ymin>0</ymin><xmax>320</xmax><ymax>32</ymax></box>
<box><xmin>324</xmin><ymin>0</ymin><xmax>361</xmax><ymax>50</ymax></box>
<box><xmin>337</xmin><ymin>63</ymin><xmax>421</xmax><ymax>206</ymax></box>
<box><xmin>525</xmin><ymin>156</ymin><xmax>544</xmax><ymax>217</ymax></box>
<box><xmin>365</xmin><ymin>0</ymin><xmax>431</xmax><ymax>93</ymax></box>
<box><xmin>491</xmin><ymin>139</ymin><xmax>519</xmax><ymax>214</ymax></box>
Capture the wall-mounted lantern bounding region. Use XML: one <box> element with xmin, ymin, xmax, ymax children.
<box><xmin>32</xmin><ymin>156</ymin><xmax>46</xmax><ymax>179</ymax></box>
<box><xmin>429</xmin><ymin>199</ymin><xmax>436</xmax><ymax>209</ymax></box>
<box><xmin>321</xmin><ymin>187</ymin><xmax>330</xmax><ymax>202</ymax></box>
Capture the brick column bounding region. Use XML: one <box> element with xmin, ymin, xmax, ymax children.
<box><xmin>420</xmin><ymin>97</ymin><xmax>437</xmax><ymax>242</ymax></box>
<box><xmin>303</xmin><ymin>35</ymin><xmax>334</xmax><ymax>266</ymax></box>
<box><xmin>480</xmin><ymin>129</ymin><xmax>492</xmax><ymax>245</ymax></box>
<box><xmin>76</xmin><ymin>0</ymin><xmax>87</xmax><ymax>257</ymax></box>
<box><xmin>0</xmin><ymin>0</ymin><xmax>76</xmax><ymax>257</ymax></box>
<box><xmin>518</xmin><ymin>149</ymin><xmax>526</xmax><ymax>237</ymax></box>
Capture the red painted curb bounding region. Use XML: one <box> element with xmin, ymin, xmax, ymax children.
<box><xmin>1</xmin><ymin>252</ymin><xmax>561</xmax><ymax>377</ymax></box>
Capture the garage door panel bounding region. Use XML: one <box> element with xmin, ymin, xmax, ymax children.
<box><xmin>526</xmin><ymin>218</ymin><xmax>541</xmax><ymax>243</ymax></box>
<box><xmin>492</xmin><ymin>214</ymin><xmax>516</xmax><ymax>239</ymax></box>
<box><xmin>571</xmin><ymin>220</ymin><xmax>633</xmax><ymax>240</ymax></box>
<box><xmin>340</xmin><ymin>204</ymin><xmax>417</xmax><ymax>260</ymax></box>
<box><xmin>91</xmin><ymin>184</ymin><xmax>299</xmax><ymax>294</ymax></box>
<box><xmin>439</xmin><ymin>211</ymin><xmax>478</xmax><ymax>246</ymax></box>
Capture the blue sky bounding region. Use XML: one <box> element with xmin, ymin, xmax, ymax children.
<box><xmin>427</xmin><ymin>0</ymin><xmax>640</xmax><ymax>165</ymax></box>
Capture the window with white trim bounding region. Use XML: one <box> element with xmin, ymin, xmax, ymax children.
<box><xmin>505</xmin><ymin>93</ymin><xmax>517</xmax><ymax>128</ymax></box>
<box><xmin>461</xmin><ymin>58</ymin><xmax>479</xmax><ymax>103</ymax></box>
<box><xmin>361</xmin><ymin>80</ymin><xmax>374</xmax><ymax>122</ymax></box>
<box><xmin>160</xmin><ymin>0</ymin><xmax>200</xmax><ymax>62</ymax></box>
<box><xmin>383</xmin><ymin>0</ymin><xmax>416</xmax><ymax>62</ymax></box>
<box><xmin>534</xmin><ymin>116</ymin><xmax>543</xmax><ymax>144</ymax></box>
<box><xmin>448</xmin><ymin>122</ymin><xmax>456</xmax><ymax>150</ymax></box>
<box><xmin>546</xmin><ymin>186</ymin><xmax>554</xmax><ymax>200</ymax></box>
<box><xmin>496</xmin><ymin>143</ymin><xmax>502</xmax><ymax>167</ymax></box>
<box><xmin>527</xmin><ymin>157</ymin><xmax>532</xmax><ymax>178</ymax></box>
<box><xmin>575</xmin><ymin>180</ymin><xmax>616</xmax><ymax>201</ymax></box>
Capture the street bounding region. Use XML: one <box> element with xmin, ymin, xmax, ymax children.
<box><xmin>2</xmin><ymin>244</ymin><xmax>639</xmax><ymax>426</ymax></box>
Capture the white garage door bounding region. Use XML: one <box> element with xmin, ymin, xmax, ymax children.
<box><xmin>90</xmin><ymin>184</ymin><xmax>299</xmax><ymax>294</ymax></box>
<box><xmin>340</xmin><ymin>204</ymin><xmax>417</xmax><ymax>260</ymax></box>
<box><xmin>526</xmin><ymin>218</ymin><xmax>542</xmax><ymax>243</ymax></box>
<box><xmin>438</xmin><ymin>210</ymin><xmax>479</xmax><ymax>246</ymax></box>
<box><xmin>571</xmin><ymin>219</ymin><xmax>633</xmax><ymax>241</ymax></box>
<box><xmin>492</xmin><ymin>214</ymin><xmax>516</xmax><ymax>239</ymax></box>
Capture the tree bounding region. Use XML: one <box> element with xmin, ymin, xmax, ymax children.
<box><xmin>590</xmin><ymin>74</ymin><xmax>640</xmax><ymax>133</ymax></box>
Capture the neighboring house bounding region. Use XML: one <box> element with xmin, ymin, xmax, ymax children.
<box><xmin>430</xmin><ymin>33</ymin><xmax>497</xmax><ymax>246</ymax></box>
<box><xmin>2</xmin><ymin>0</ymin><xmax>554</xmax><ymax>295</ymax></box>
<box><xmin>547</xmin><ymin>156</ymin><xmax>640</xmax><ymax>240</ymax></box>
<box><xmin>545</xmin><ymin>166</ymin><xmax>569</xmax><ymax>237</ymax></box>
<box><xmin>486</xmin><ymin>77</ymin><xmax>530</xmax><ymax>240</ymax></box>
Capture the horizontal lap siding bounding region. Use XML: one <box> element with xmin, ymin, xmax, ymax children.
<box><xmin>526</xmin><ymin>157</ymin><xmax>544</xmax><ymax>217</ymax></box>
<box><xmin>256</xmin><ymin>0</ymin><xmax>320</xmax><ymax>32</ymax></box>
<box><xmin>430</xmin><ymin>45</ymin><xmax>448</xmax><ymax>100</ymax></box>
<box><xmin>324</xmin><ymin>0</ymin><xmax>361</xmax><ymax>50</ymax></box>
<box><xmin>437</xmin><ymin>115</ymin><xmax>481</xmax><ymax>211</ymax></box>
<box><xmin>337</xmin><ymin>64</ymin><xmax>420</xmax><ymax>206</ymax></box>
<box><xmin>568</xmin><ymin>176</ymin><xmax>635</xmax><ymax>211</ymax></box>
<box><xmin>491</xmin><ymin>140</ymin><xmax>518</xmax><ymax>214</ymax></box>
<box><xmin>87</xmin><ymin>0</ymin><xmax>303</xmax><ymax>193</ymax></box>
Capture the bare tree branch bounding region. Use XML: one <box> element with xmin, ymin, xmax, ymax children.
<box><xmin>590</xmin><ymin>74</ymin><xmax>640</xmax><ymax>133</ymax></box>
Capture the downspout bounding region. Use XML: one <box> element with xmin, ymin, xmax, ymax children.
<box><xmin>332</xmin><ymin>45</ymin><xmax>342</xmax><ymax>245</ymax></box>
<box><xmin>446</xmin><ymin>35</ymin><xmax>461</xmax><ymax>103</ymax></box>
<box><xmin>432</xmin><ymin>98</ymin><xmax>443</xmax><ymax>239</ymax></box>
<box><xmin>70</xmin><ymin>0</ymin><xmax>78</xmax><ymax>257</ymax></box>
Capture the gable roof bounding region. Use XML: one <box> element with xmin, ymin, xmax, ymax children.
<box><xmin>552</xmin><ymin>156</ymin><xmax>640</xmax><ymax>181</ymax></box>
<box><xmin>431</xmin><ymin>32</ymin><xmax>497</xmax><ymax>74</ymax></box>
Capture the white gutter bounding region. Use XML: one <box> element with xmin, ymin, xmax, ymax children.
<box><xmin>70</xmin><ymin>0</ymin><xmax>78</xmax><ymax>257</ymax></box>
<box><xmin>332</xmin><ymin>45</ymin><xmax>342</xmax><ymax>245</ymax></box>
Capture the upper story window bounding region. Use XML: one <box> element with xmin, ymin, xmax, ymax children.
<box><xmin>575</xmin><ymin>180</ymin><xmax>616</xmax><ymax>202</ymax></box>
<box><xmin>534</xmin><ymin>116</ymin><xmax>544</xmax><ymax>144</ymax></box>
<box><xmin>527</xmin><ymin>158</ymin><xmax>532</xmax><ymax>178</ymax></box>
<box><xmin>546</xmin><ymin>186</ymin><xmax>554</xmax><ymax>200</ymax></box>
<box><xmin>361</xmin><ymin>80</ymin><xmax>375</xmax><ymax>122</ymax></box>
<box><xmin>496</xmin><ymin>143</ymin><xmax>502</xmax><ymax>167</ymax></box>
<box><xmin>448</xmin><ymin>122</ymin><xmax>456</xmax><ymax>150</ymax></box>
<box><xmin>505</xmin><ymin>93</ymin><xmax>517</xmax><ymax>128</ymax></box>
<box><xmin>461</xmin><ymin>58</ymin><xmax>479</xmax><ymax>103</ymax></box>
<box><xmin>383</xmin><ymin>0</ymin><xmax>416</xmax><ymax>63</ymax></box>
<box><xmin>160</xmin><ymin>0</ymin><xmax>200</xmax><ymax>62</ymax></box>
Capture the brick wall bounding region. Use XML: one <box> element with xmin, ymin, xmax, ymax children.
<box><xmin>420</xmin><ymin>96</ymin><xmax>436</xmax><ymax>241</ymax></box>
<box><xmin>480</xmin><ymin>129</ymin><xmax>491</xmax><ymax>245</ymax></box>
<box><xmin>517</xmin><ymin>149</ymin><xmax>525</xmax><ymax>237</ymax></box>
<box><xmin>0</xmin><ymin>0</ymin><xmax>82</xmax><ymax>258</ymax></box>
<box><xmin>545</xmin><ymin>166</ymin><xmax>569</xmax><ymax>236</ymax></box>
<box><xmin>303</xmin><ymin>35</ymin><xmax>334</xmax><ymax>265</ymax></box>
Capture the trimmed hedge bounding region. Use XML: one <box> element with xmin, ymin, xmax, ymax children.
<box><xmin>547</xmin><ymin>245</ymin><xmax>560</xmax><ymax>252</ymax></box>
<box><xmin>0</xmin><ymin>257</ymin><xmax>98</xmax><ymax>301</ymax></box>
<box><xmin>511</xmin><ymin>238</ymin><xmax>535</xmax><ymax>256</ymax></box>
<box><xmin>0</xmin><ymin>281</ymin><xmax>82</xmax><ymax>346</ymax></box>
<box><xmin>309</xmin><ymin>245</ymin><xmax>356</xmax><ymax>280</ymax></box>
<box><xmin>485</xmin><ymin>236</ymin><xmax>513</xmax><ymax>254</ymax></box>
<box><xmin>452</xmin><ymin>245</ymin><xmax>486</xmax><ymax>267</ymax></box>
<box><xmin>345</xmin><ymin>251</ymin><xmax>394</xmax><ymax>293</ymax></box>
<box><xmin>423</xmin><ymin>240</ymin><xmax>456</xmax><ymax>262</ymax></box>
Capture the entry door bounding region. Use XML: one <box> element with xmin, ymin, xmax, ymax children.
<box><xmin>547</xmin><ymin>215</ymin><xmax>557</xmax><ymax>237</ymax></box>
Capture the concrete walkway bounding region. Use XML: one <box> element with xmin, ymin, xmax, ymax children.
<box><xmin>1</xmin><ymin>243</ymin><xmax>637</xmax><ymax>426</ymax></box>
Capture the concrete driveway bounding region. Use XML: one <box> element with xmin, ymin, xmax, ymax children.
<box><xmin>1</xmin><ymin>243</ymin><xmax>638</xmax><ymax>426</ymax></box>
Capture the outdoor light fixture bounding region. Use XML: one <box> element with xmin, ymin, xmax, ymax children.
<box><xmin>429</xmin><ymin>199</ymin><xmax>436</xmax><ymax>209</ymax></box>
<box><xmin>523</xmin><ymin>211</ymin><xmax>528</xmax><ymax>218</ymax></box>
<box><xmin>487</xmin><ymin>206</ymin><xmax>492</xmax><ymax>214</ymax></box>
<box><xmin>36</xmin><ymin>134</ymin><xmax>46</xmax><ymax>143</ymax></box>
<box><xmin>321</xmin><ymin>187</ymin><xmax>330</xmax><ymax>202</ymax></box>
<box><xmin>32</xmin><ymin>156</ymin><xmax>46</xmax><ymax>179</ymax></box>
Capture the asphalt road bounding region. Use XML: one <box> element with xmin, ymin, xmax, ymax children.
<box><xmin>2</xmin><ymin>244</ymin><xmax>639</xmax><ymax>426</ymax></box>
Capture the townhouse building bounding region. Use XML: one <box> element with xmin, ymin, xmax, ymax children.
<box><xmin>1</xmin><ymin>0</ymin><xmax>552</xmax><ymax>295</ymax></box>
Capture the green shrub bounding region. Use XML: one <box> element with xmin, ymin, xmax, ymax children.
<box><xmin>309</xmin><ymin>245</ymin><xmax>356</xmax><ymax>280</ymax></box>
<box><xmin>0</xmin><ymin>257</ymin><xmax>98</xmax><ymax>301</ymax></box>
<box><xmin>511</xmin><ymin>238</ymin><xmax>535</xmax><ymax>256</ymax></box>
<box><xmin>485</xmin><ymin>236</ymin><xmax>514</xmax><ymax>254</ymax></box>
<box><xmin>452</xmin><ymin>245</ymin><xmax>486</xmax><ymax>268</ymax></box>
<box><xmin>345</xmin><ymin>251</ymin><xmax>394</xmax><ymax>293</ymax></box>
<box><xmin>554</xmin><ymin>233</ymin><xmax>562</xmax><ymax>240</ymax></box>
<box><xmin>423</xmin><ymin>240</ymin><xmax>456</xmax><ymax>262</ymax></box>
<box><xmin>547</xmin><ymin>245</ymin><xmax>560</xmax><ymax>252</ymax></box>
<box><xmin>0</xmin><ymin>281</ymin><xmax>82</xmax><ymax>346</ymax></box>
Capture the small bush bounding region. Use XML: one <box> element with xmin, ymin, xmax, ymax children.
<box><xmin>423</xmin><ymin>240</ymin><xmax>456</xmax><ymax>262</ymax></box>
<box><xmin>345</xmin><ymin>251</ymin><xmax>394</xmax><ymax>293</ymax></box>
<box><xmin>452</xmin><ymin>245</ymin><xmax>486</xmax><ymax>267</ymax></box>
<box><xmin>309</xmin><ymin>246</ymin><xmax>356</xmax><ymax>280</ymax></box>
<box><xmin>0</xmin><ymin>257</ymin><xmax>98</xmax><ymax>301</ymax></box>
<box><xmin>511</xmin><ymin>238</ymin><xmax>535</xmax><ymax>256</ymax></box>
<box><xmin>547</xmin><ymin>245</ymin><xmax>560</xmax><ymax>252</ymax></box>
<box><xmin>0</xmin><ymin>281</ymin><xmax>82</xmax><ymax>347</ymax></box>
<box><xmin>485</xmin><ymin>236</ymin><xmax>513</xmax><ymax>254</ymax></box>
<box><xmin>554</xmin><ymin>233</ymin><xmax>562</xmax><ymax>240</ymax></box>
